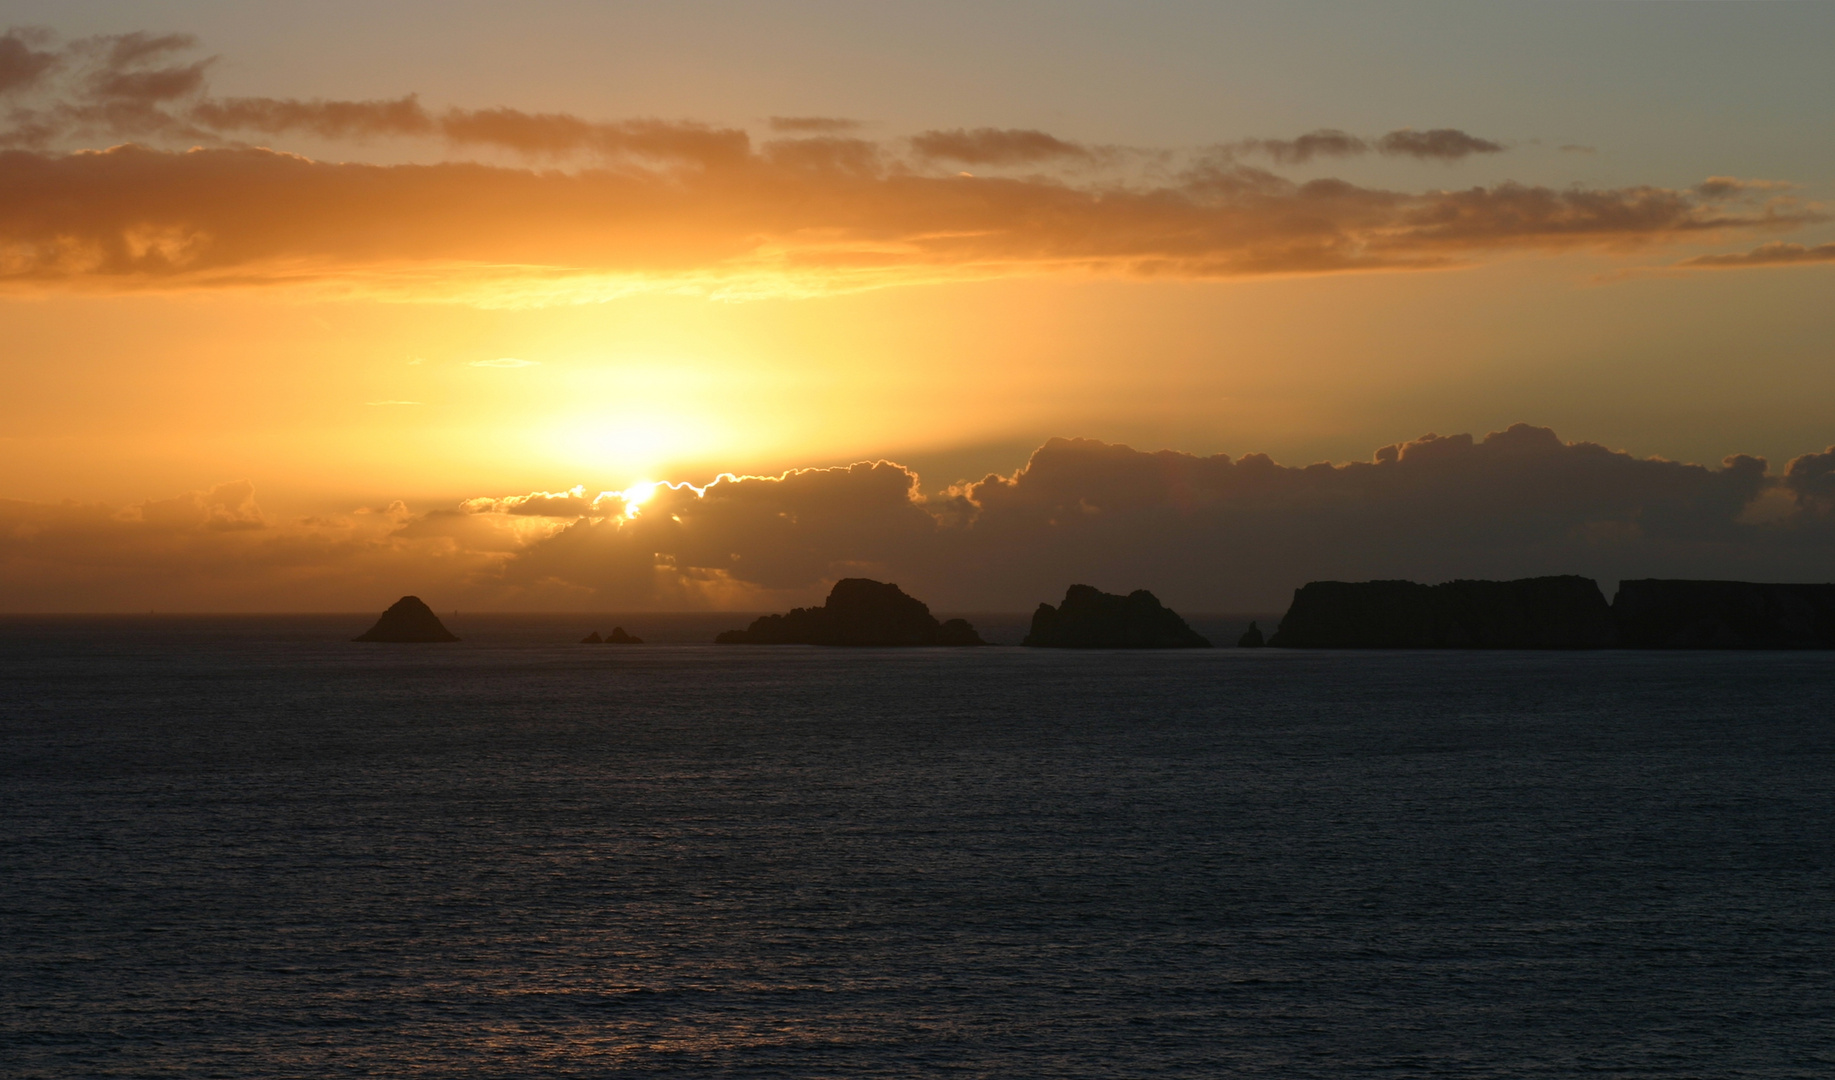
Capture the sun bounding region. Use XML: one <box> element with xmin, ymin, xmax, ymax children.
<box><xmin>620</xmin><ymin>481</ymin><xmax>660</xmax><ymax>516</ymax></box>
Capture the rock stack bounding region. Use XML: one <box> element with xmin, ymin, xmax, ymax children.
<box><xmin>1022</xmin><ymin>585</ymin><xmax>1211</xmax><ymax>648</ymax></box>
<box><xmin>582</xmin><ymin>627</ymin><xmax>644</xmax><ymax>644</ymax></box>
<box><xmin>353</xmin><ymin>596</ymin><xmax>460</xmax><ymax>642</ymax></box>
<box><xmin>716</xmin><ymin>578</ymin><xmax>985</xmax><ymax>646</ymax></box>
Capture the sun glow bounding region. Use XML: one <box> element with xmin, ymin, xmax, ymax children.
<box><xmin>620</xmin><ymin>481</ymin><xmax>660</xmax><ymax>515</ymax></box>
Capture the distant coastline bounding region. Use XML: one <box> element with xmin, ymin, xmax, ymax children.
<box><xmin>1267</xmin><ymin>576</ymin><xmax>1835</xmax><ymax>650</ymax></box>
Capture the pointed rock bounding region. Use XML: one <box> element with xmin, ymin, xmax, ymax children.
<box><xmin>581</xmin><ymin>631</ymin><xmax>603</xmax><ymax>643</ymax></box>
<box><xmin>1237</xmin><ymin>621</ymin><xmax>1265</xmax><ymax>648</ymax></box>
<box><xmin>606</xmin><ymin>627</ymin><xmax>644</xmax><ymax>644</ymax></box>
<box><xmin>353</xmin><ymin>596</ymin><xmax>460</xmax><ymax>642</ymax></box>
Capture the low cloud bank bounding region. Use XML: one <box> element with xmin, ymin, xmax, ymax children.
<box><xmin>0</xmin><ymin>28</ymin><xmax>1819</xmax><ymax>299</ymax></box>
<box><xmin>6</xmin><ymin>425</ymin><xmax>1835</xmax><ymax>612</ymax></box>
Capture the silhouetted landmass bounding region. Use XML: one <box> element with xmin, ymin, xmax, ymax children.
<box><xmin>1237</xmin><ymin>621</ymin><xmax>1265</xmax><ymax>648</ymax></box>
<box><xmin>1023</xmin><ymin>585</ymin><xmax>1211</xmax><ymax>648</ymax></box>
<box><xmin>352</xmin><ymin>596</ymin><xmax>459</xmax><ymax>642</ymax></box>
<box><xmin>581</xmin><ymin>628</ymin><xmax>643</xmax><ymax>643</ymax></box>
<box><xmin>1268</xmin><ymin>576</ymin><xmax>1617</xmax><ymax>648</ymax></box>
<box><xmin>715</xmin><ymin>578</ymin><xmax>985</xmax><ymax>646</ymax></box>
<box><xmin>1614</xmin><ymin>579</ymin><xmax>1835</xmax><ymax>648</ymax></box>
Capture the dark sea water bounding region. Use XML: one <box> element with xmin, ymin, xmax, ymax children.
<box><xmin>2</xmin><ymin>616</ymin><xmax>1831</xmax><ymax>1078</ymax></box>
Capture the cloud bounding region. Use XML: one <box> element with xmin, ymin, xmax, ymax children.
<box><xmin>470</xmin><ymin>358</ymin><xmax>539</xmax><ymax>368</ymax></box>
<box><xmin>769</xmin><ymin>116</ymin><xmax>861</xmax><ymax>133</ymax></box>
<box><xmin>460</xmin><ymin>486</ymin><xmax>594</xmax><ymax>517</ymax></box>
<box><xmin>0</xmin><ymin>29</ymin><xmax>60</xmax><ymax>94</ymax></box>
<box><xmin>1675</xmin><ymin>240</ymin><xmax>1835</xmax><ymax>269</ymax></box>
<box><xmin>189</xmin><ymin>95</ymin><xmax>434</xmax><ymax>140</ymax></box>
<box><xmin>909</xmin><ymin>127</ymin><xmax>1091</xmax><ymax>165</ymax></box>
<box><xmin>1694</xmin><ymin>176</ymin><xmax>1796</xmax><ymax>198</ymax></box>
<box><xmin>0</xmin><ymin>30</ymin><xmax>1819</xmax><ymax>298</ymax></box>
<box><xmin>11</xmin><ymin>426</ymin><xmax>1835</xmax><ymax>612</ymax></box>
<box><xmin>192</xmin><ymin>96</ymin><xmax>748</xmax><ymax>166</ymax></box>
<box><xmin>0</xmin><ymin>32</ymin><xmax>749</xmax><ymax>165</ymax></box>
<box><xmin>1375</xmin><ymin>128</ymin><xmax>1504</xmax><ymax>161</ymax></box>
<box><xmin>80</xmin><ymin>32</ymin><xmax>209</xmax><ymax>103</ymax></box>
<box><xmin>1237</xmin><ymin>127</ymin><xmax>1504</xmax><ymax>164</ymax></box>
<box><xmin>1238</xmin><ymin>129</ymin><xmax>1368</xmax><ymax>165</ymax></box>
<box><xmin>0</xmin><ymin>143</ymin><xmax>1813</xmax><ymax>299</ymax></box>
<box><xmin>435</xmin><ymin>109</ymin><xmax>749</xmax><ymax>165</ymax></box>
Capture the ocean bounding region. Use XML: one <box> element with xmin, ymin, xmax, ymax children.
<box><xmin>2</xmin><ymin>615</ymin><xmax>1831</xmax><ymax>1077</ymax></box>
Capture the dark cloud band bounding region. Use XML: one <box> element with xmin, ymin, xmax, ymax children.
<box><xmin>6</xmin><ymin>426</ymin><xmax>1835</xmax><ymax>611</ymax></box>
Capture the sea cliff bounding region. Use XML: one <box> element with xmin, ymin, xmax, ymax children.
<box><xmin>1267</xmin><ymin>576</ymin><xmax>1618</xmax><ymax>648</ymax></box>
<box><xmin>1613</xmin><ymin>579</ymin><xmax>1835</xmax><ymax>648</ymax></box>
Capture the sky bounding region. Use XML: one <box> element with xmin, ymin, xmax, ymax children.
<box><xmin>2</xmin><ymin>1</ymin><xmax>1833</xmax><ymax>612</ymax></box>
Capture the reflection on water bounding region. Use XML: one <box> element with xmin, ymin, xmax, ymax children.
<box><xmin>1</xmin><ymin>616</ymin><xmax>1831</xmax><ymax>1077</ymax></box>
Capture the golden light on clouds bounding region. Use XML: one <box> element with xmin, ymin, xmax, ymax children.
<box><xmin>1</xmin><ymin>19</ymin><xmax>1832</xmax><ymax>611</ymax></box>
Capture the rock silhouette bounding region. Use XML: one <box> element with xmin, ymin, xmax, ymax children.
<box><xmin>1614</xmin><ymin>579</ymin><xmax>1835</xmax><ymax>648</ymax></box>
<box><xmin>1023</xmin><ymin>585</ymin><xmax>1211</xmax><ymax>648</ymax></box>
<box><xmin>583</xmin><ymin>627</ymin><xmax>644</xmax><ymax>643</ymax></box>
<box><xmin>1267</xmin><ymin>576</ymin><xmax>1618</xmax><ymax>648</ymax></box>
<box><xmin>1237</xmin><ymin>621</ymin><xmax>1265</xmax><ymax>648</ymax></box>
<box><xmin>715</xmin><ymin>578</ymin><xmax>985</xmax><ymax>646</ymax></box>
<box><xmin>352</xmin><ymin>596</ymin><xmax>460</xmax><ymax>642</ymax></box>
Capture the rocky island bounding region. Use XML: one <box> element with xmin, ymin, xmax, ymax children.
<box><xmin>1022</xmin><ymin>585</ymin><xmax>1211</xmax><ymax>648</ymax></box>
<box><xmin>352</xmin><ymin>596</ymin><xmax>460</xmax><ymax>642</ymax></box>
<box><xmin>715</xmin><ymin>578</ymin><xmax>985</xmax><ymax>646</ymax></box>
<box><xmin>1267</xmin><ymin>576</ymin><xmax>1618</xmax><ymax>648</ymax></box>
<box><xmin>581</xmin><ymin>627</ymin><xmax>644</xmax><ymax>644</ymax></box>
<box><xmin>1613</xmin><ymin>579</ymin><xmax>1835</xmax><ymax>648</ymax></box>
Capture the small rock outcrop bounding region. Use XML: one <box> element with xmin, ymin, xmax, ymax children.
<box><xmin>1267</xmin><ymin>576</ymin><xmax>1617</xmax><ymax>648</ymax></box>
<box><xmin>1614</xmin><ymin>579</ymin><xmax>1835</xmax><ymax>648</ymax></box>
<box><xmin>584</xmin><ymin>627</ymin><xmax>644</xmax><ymax>643</ymax></box>
<box><xmin>715</xmin><ymin>578</ymin><xmax>985</xmax><ymax>646</ymax></box>
<box><xmin>1237</xmin><ymin>621</ymin><xmax>1265</xmax><ymax>648</ymax></box>
<box><xmin>353</xmin><ymin>596</ymin><xmax>460</xmax><ymax>642</ymax></box>
<box><xmin>1022</xmin><ymin>585</ymin><xmax>1211</xmax><ymax>648</ymax></box>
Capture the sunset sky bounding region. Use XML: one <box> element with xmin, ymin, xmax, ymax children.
<box><xmin>3</xmin><ymin>1</ymin><xmax>1833</xmax><ymax>612</ymax></box>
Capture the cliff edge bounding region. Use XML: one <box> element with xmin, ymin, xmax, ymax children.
<box><xmin>1268</xmin><ymin>576</ymin><xmax>1617</xmax><ymax>648</ymax></box>
<box><xmin>1614</xmin><ymin>579</ymin><xmax>1835</xmax><ymax>648</ymax></box>
<box><xmin>715</xmin><ymin>578</ymin><xmax>985</xmax><ymax>646</ymax></box>
<box><xmin>1023</xmin><ymin>585</ymin><xmax>1211</xmax><ymax>648</ymax></box>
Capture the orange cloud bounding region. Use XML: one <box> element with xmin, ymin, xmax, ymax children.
<box><xmin>0</xmin><ymin>30</ymin><xmax>1822</xmax><ymax>298</ymax></box>
<box><xmin>1677</xmin><ymin>240</ymin><xmax>1835</xmax><ymax>269</ymax></box>
<box><xmin>0</xmin><ymin>143</ymin><xmax>1813</xmax><ymax>300</ymax></box>
<box><xmin>909</xmin><ymin>127</ymin><xmax>1092</xmax><ymax>165</ymax></box>
<box><xmin>768</xmin><ymin>116</ymin><xmax>861</xmax><ymax>133</ymax></box>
